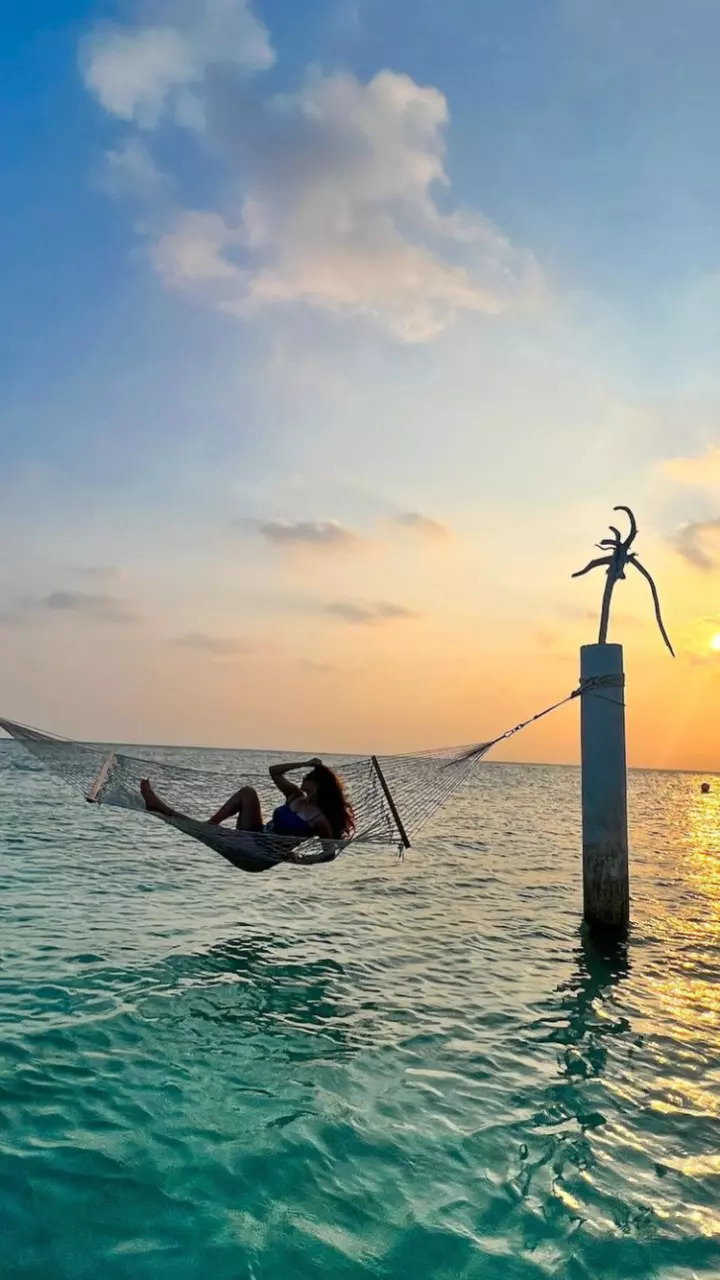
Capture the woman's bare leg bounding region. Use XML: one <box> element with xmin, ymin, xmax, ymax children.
<box><xmin>140</xmin><ymin>779</ymin><xmax>177</xmax><ymax>817</ymax></box>
<box><xmin>140</xmin><ymin>780</ymin><xmax>263</xmax><ymax>831</ymax></box>
<box><xmin>210</xmin><ymin>786</ymin><xmax>263</xmax><ymax>831</ymax></box>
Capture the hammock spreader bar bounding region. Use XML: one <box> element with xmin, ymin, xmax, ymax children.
<box><xmin>371</xmin><ymin>754</ymin><xmax>411</xmax><ymax>850</ymax></box>
<box><xmin>87</xmin><ymin>751</ymin><xmax>116</xmax><ymax>804</ymax></box>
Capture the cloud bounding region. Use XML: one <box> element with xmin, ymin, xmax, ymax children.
<box><xmin>0</xmin><ymin>591</ymin><xmax>139</xmax><ymax>627</ymax></box>
<box><xmin>673</xmin><ymin>518</ymin><xmax>720</xmax><ymax>571</ymax></box>
<box><xmin>660</xmin><ymin>446</ymin><xmax>720</xmax><ymax>490</ymax></box>
<box><xmin>83</xmin><ymin>4</ymin><xmax>543</xmax><ymax>341</ymax></box>
<box><xmin>257</xmin><ymin>519</ymin><xmax>362</xmax><ymax>549</ymax></box>
<box><xmin>243</xmin><ymin>511</ymin><xmax>452</xmax><ymax>550</ymax></box>
<box><xmin>656</xmin><ymin>448</ymin><xmax>720</xmax><ymax>569</ymax></box>
<box><xmin>324</xmin><ymin>600</ymin><xmax>420</xmax><ymax>624</ymax></box>
<box><xmin>154</xmin><ymin>211</ymin><xmax>240</xmax><ymax>283</ymax></box>
<box><xmin>390</xmin><ymin>511</ymin><xmax>450</xmax><ymax>538</ymax></box>
<box><xmin>38</xmin><ymin>591</ymin><xmax>140</xmax><ymax>623</ymax></box>
<box><xmin>98</xmin><ymin>138</ymin><xmax>171</xmax><ymax>202</ymax></box>
<box><xmin>4</xmin><ymin>591</ymin><xmax>140</xmax><ymax>625</ymax></box>
<box><xmin>173</xmin><ymin>631</ymin><xmax>252</xmax><ymax>654</ymax></box>
<box><xmin>80</xmin><ymin>0</ymin><xmax>274</xmax><ymax>127</ymax></box>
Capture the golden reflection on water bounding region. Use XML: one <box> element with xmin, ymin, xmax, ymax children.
<box><xmin>684</xmin><ymin>785</ymin><xmax>720</xmax><ymax>899</ymax></box>
<box><xmin>624</xmin><ymin>773</ymin><xmax>720</xmax><ymax>1236</ymax></box>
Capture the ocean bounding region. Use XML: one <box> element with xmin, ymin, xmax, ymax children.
<box><xmin>0</xmin><ymin>742</ymin><xmax>718</xmax><ymax>1279</ymax></box>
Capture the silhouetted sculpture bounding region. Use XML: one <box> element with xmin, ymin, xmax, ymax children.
<box><xmin>573</xmin><ymin>506</ymin><xmax>674</xmax><ymax>655</ymax></box>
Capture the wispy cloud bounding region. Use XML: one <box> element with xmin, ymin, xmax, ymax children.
<box><xmin>173</xmin><ymin>631</ymin><xmax>252</xmax><ymax>655</ymax></box>
<box><xmin>80</xmin><ymin>0</ymin><xmax>274</xmax><ymax>127</ymax></box>
<box><xmin>324</xmin><ymin>600</ymin><xmax>420</xmax><ymax>624</ymax></box>
<box><xmin>98</xmin><ymin>138</ymin><xmax>171</xmax><ymax>202</ymax></box>
<box><xmin>257</xmin><ymin>519</ymin><xmax>362</xmax><ymax>549</ymax></box>
<box><xmin>660</xmin><ymin>446</ymin><xmax>720</xmax><ymax>490</ymax></box>
<box><xmin>673</xmin><ymin>518</ymin><xmax>720</xmax><ymax>571</ymax></box>
<box><xmin>245</xmin><ymin>511</ymin><xmax>451</xmax><ymax>549</ymax></box>
<box><xmin>4</xmin><ymin>591</ymin><xmax>141</xmax><ymax>626</ymax></box>
<box><xmin>82</xmin><ymin>2</ymin><xmax>543</xmax><ymax>341</ymax></box>
<box><xmin>39</xmin><ymin>591</ymin><xmax>140</xmax><ymax>623</ymax></box>
<box><xmin>390</xmin><ymin>511</ymin><xmax>450</xmax><ymax>539</ymax></box>
<box><xmin>654</xmin><ymin>447</ymin><xmax>720</xmax><ymax>569</ymax></box>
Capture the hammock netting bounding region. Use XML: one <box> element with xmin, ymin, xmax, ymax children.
<box><xmin>0</xmin><ymin>716</ymin><xmax>495</xmax><ymax>870</ymax></box>
<box><xmin>0</xmin><ymin>686</ymin><xmax>583</xmax><ymax>871</ymax></box>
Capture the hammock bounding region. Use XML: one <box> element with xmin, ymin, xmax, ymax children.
<box><xmin>0</xmin><ymin>689</ymin><xmax>580</xmax><ymax>872</ymax></box>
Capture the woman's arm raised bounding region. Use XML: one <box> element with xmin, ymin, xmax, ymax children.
<box><xmin>268</xmin><ymin>758</ymin><xmax>321</xmax><ymax>799</ymax></box>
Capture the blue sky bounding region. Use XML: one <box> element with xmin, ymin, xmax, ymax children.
<box><xmin>2</xmin><ymin>0</ymin><xmax>720</xmax><ymax>762</ymax></box>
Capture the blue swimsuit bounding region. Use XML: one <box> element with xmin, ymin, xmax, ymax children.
<box><xmin>268</xmin><ymin>802</ymin><xmax>314</xmax><ymax>838</ymax></box>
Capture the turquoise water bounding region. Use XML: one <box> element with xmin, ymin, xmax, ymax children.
<box><xmin>1</xmin><ymin>745</ymin><xmax>719</xmax><ymax>1279</ymax></box>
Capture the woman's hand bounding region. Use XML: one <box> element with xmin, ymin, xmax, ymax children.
<box><xmin>269</xmin><ymin>758</ymin><xmax>322</xmax><ymax>799</ymax></box>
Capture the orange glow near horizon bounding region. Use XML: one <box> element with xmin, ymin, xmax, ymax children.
<box><xmin>2</xmin><ymin>500</ymin><xmax>720</xmax><ymax>771</ymax></box>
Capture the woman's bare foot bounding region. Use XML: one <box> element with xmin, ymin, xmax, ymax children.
<box><xmin>140</xmin><ymin>779</ymin><xmax>174</xmax><ymax>817</ymax></box>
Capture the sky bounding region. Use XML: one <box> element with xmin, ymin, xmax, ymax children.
<box><xmin>2</xmin><ymin>0</ymin><xmax>720</xmax><ymax>766</ymax></box>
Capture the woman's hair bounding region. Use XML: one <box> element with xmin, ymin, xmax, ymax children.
<box><xmin>308</xmin><ymin>764</ymin><xmax>356</xmax><ymax>838</ymax></box>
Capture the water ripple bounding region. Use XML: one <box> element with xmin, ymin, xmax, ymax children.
<box><xmin>0</xmin><ymin>747</ymin><xmax>719</xmax><ymax>1277</ymax></box>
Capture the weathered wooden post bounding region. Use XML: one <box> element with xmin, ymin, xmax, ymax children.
<box><xmin>573</xmin><ymin>507</ymin><xmax>674</xmax><ymax>934</ymax></box>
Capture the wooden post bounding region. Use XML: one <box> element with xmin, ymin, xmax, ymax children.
<box><xmin>580</xmin><ymin>644</ymin><xmax>629</xmax><ymax>934</ymax></box>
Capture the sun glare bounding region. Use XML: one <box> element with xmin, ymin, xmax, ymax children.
<box><xmin>711</xmin><ymin>634</ymin><xmax>720</xmax><ymax>652</ymax></box>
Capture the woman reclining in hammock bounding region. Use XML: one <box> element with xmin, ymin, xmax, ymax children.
<box><xmin>140</xmin><ymin>758</ymin><xmax>355</xmax><ymax>863</ymax></box>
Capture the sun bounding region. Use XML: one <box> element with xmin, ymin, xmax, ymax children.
<box><xmin>711</xmin><ymin>634</ymin><xmax>720</xmax><ymax>652</ymax></box>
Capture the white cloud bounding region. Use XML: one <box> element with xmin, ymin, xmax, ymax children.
<box><xmin>158</xmin><ymin>70</ymin><xmax>541</xmax><ymax>340</ymax></box>
<box><xmin>81</xmin><ymin>0</ymin><xmax>274</xmax><ymax>127</ymax></box>
<box><xmin>82</xmin><ymin>3</ymin><xmax>543</xmax><ymax>342</ymax></box>
<box><xmin>82</xmin><ymin>25</ymin><xmax>191</xmax><ymax>125</ymax></box>
<box><xmin>153</xmin><ymin>211</ymin><xmax>240</xmax><ymax>284</ymax></box>
<box><xmin>257</xmin><ymin>519</ymin><xmax>362</xmax><ymax>549</ymax></box>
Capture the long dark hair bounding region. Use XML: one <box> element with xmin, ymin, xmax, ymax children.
<box><xmin>309</xmin><ymin>764</ymin><xmax>356</xmax><ymax>838</ymax></box>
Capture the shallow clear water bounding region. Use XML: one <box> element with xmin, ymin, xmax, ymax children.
<box><xmin>1</xmin><ymin>744</ymin><xmax>719</xmax><ymax>1279</ymax></box>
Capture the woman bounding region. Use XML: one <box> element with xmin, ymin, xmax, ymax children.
<box><xmin>140</xmin><ymin>758</ymin><xmax>355</xmax><ymax>865</ymax></box>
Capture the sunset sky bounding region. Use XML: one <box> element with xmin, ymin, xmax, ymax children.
<box><xmin>3</xmin><ymin>0</ymin><xmax>720</xmax><ymax>767</ymax></box>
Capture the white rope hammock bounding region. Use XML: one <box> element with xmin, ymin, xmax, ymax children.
<box><xmin>0</xmin><ymin>686</ymin><xmax>586</xmax><ymax>872</ymax></box>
